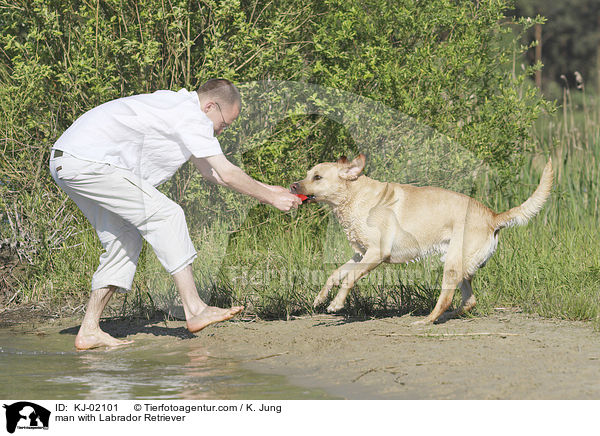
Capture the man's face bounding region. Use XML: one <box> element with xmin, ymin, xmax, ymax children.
<box><xmin>204</xmin><ymin>101</ymin><xmax>240</xmax><ymax>136</ymax></box>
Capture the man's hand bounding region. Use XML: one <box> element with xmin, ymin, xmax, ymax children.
<box><xmin>257</xmin><ymin>183</ymin><xmax>302</xmax><ymax>211</ymax></box>
<box><xmin>268</xmin><ymin>190</ymin><xmax>302</xmax><ymax>211</ymax></box>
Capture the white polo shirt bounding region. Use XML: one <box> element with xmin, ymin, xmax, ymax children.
<box><xmin>54</xmin><ymin>89</ymin><xmax>222</xmax><ymax>186</ymax></box>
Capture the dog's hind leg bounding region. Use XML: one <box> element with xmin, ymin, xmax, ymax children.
<box><xmin>413</xmin><ymin>238</ymin><xmax>464</xmax><ymax>325</ymax></box>
<box><xmin>457</xmin><ymin>277</ymin><xmax>476</xmax><ymax>315</ymax></box>
<box><xmin>443</xmin><ymin>277</ymin><xmax>476</xmax><ymax>320</ymax></box>
<box><xmin>326</xmin><ymin>250</ymin><xmax>382</xmax><ymax>313</ymax></box>
<box><xmin>413</xmin><ymin>264</ymin><xmax>462</xmax><ymax>324</ymax></box>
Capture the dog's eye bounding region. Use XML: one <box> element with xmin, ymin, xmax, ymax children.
<box><xmin>313</xmin><ymin>174</ymin><xmax>322</xmax><ymax>181</ymax></box>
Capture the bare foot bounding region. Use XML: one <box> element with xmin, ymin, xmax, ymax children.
<box><xmin>75</xmin><ymin>327</ymin><xmax>134</xmax><ymax>350</ymax></box>
<box><xmin>186</xmin><ymin>305</ymin><xmax>244</xmax><ymax>333</ymax></box>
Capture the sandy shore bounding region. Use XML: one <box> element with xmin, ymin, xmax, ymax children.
<box><xmin>196</xmin><ymin>311</ymin><xmax>600</xmax><ymax>399</ymax></box>
<box><xmin>4</xmin><ymin>309</ymin><xmax>600</xmax><ymax>399</ymax></box>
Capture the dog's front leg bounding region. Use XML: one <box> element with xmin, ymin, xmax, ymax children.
<box><xmin>314</xmin><ymin>255</ymin><xmax>361</xmax><ymax>308</ymax></box>
<box><xmin>327</xmin><ymin>250</ymin><xmax>382</xmax><ymax>313</ymax></box>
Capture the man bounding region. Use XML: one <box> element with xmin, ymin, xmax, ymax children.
<box><xmin>49</xmin><ymin>78</ymin><xmax>301</xmax><ymax>350</ymax></box>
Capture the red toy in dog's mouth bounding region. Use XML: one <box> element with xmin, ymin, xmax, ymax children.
<box><xmin>295</xmin><ymin>194</ymin><xmax>315</xmax><ymax>204</ymax></box>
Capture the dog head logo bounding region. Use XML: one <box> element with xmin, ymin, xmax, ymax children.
<box><xmin>3</xmin><ymin>402</ymin><xmax>50</xmax><ymax>434</ymax></box>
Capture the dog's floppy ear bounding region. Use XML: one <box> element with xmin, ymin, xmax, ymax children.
<box><xmin>337</xmin><ymin>156</ymin><xmax>349</xmax><ymax>164</ymax></box>
<box><xmin>339</xmin><ymin>154</ymin><xmax>366</xmax><ymax>180</ymax></box>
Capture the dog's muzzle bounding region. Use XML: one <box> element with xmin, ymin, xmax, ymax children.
<box><xmin>290</xmin><ymin>182</ymin><xmax>315</xmax><ymax>203</ymax></box>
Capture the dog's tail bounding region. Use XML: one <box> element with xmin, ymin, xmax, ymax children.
<box><xmin>493</xmin><ymin>158</ymin><xmax>554</xmax><ymax>230</ymax></box>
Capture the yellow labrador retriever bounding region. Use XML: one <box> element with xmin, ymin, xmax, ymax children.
<box><xmin>291</xmin><ymin>154</ymin><xmax>553</xmax><ymax>324</ymax></box>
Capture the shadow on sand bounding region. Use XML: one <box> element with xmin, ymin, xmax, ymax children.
<box><xmin>58</xmin><ymin>315</ymin><xmax>196</xmax><ymax>340</ymax></box>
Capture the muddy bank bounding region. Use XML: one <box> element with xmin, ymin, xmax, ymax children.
<box><xmin>4</xmin><ymin>310</ymin><xmax>600</xmax><ymax>399</ymax></box>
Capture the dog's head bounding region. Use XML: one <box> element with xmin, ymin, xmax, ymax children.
<box><xmin>290</xmin><ymin>154</ymin><xmax>366</xmax><ymax>204</ymax></box>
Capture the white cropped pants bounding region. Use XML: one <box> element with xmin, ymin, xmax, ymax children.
<box><xmin>49</xmin><ymin>150</ymin><xmax>197</xmax><ymax>292</ymax></box>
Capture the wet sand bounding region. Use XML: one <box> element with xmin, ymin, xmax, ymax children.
<box><xmin>6</xmin><ymin>309</ymin><xmax>599</xmax><ymax>399</ymax></box>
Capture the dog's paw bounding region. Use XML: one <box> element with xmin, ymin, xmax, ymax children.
<box><xmin>411</xmin><ymin>318</ymin><xmax>433</xmax><ymax>326</ymax></box>
<box><xmin>326</xmin><ymin>301</ymin><xmax>344</xmax><ymax>313</ymax></box>
<box><xmin>313</xmin><ymin>295</ymin><xmax>326</xmax><ymax>308</ymax></box>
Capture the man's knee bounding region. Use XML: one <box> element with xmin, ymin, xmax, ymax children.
<box><xmin>99</xmin><ymin>227</ymin><xmax>143</xmax><ymax>258</ymax></box>
<box><xmin>169</xmin><ymin>203</ymin><xmax>186</xmax><ymax>222</ymax></box>
<box><xmin>151</xmin><ymin>201</ymin><xmax>186</xmax><ymax>225</ymax></box>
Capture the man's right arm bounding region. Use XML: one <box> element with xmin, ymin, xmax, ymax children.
<box><xmin>191</xmin><ymin>156</ymin><xmax>227</xmax><ymax>186</ymax></box>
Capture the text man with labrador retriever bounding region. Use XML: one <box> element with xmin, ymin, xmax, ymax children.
<box><xmin>50</xmin><ymin>79</ymin><xmax>302</xmax><ymax>350</ymax></box>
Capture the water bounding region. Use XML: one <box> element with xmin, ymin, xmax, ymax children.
<box><xmin>0</xmin><ymin>327</ymin><xmax>333</xmax><ymax>400</ymax></box>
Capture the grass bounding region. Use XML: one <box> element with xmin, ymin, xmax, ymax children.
<box><xmin>472</xmin><ymin>86</ymin><xmax>600</xmax><ymax>324</ymax></box>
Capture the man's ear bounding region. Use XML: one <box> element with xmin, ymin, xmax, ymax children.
<box><xmin>201</xmin><ymin>101</ymin><xmax>211</xmax><ymax>113</ymax></box>
<box><xmin>338</xmin><ymin>154</ymin><xmax>366</xmax><ymax>180</ymax></box>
